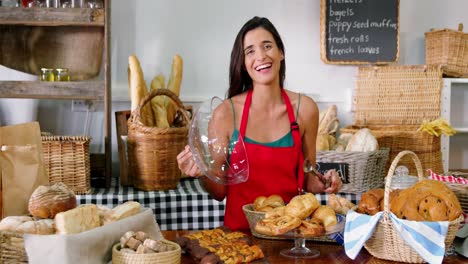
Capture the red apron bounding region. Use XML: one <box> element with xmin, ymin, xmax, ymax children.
<box><xmin>224</xmin><ymin>89</ymin><xmax>304</xmax><ymax>231</ymax></box>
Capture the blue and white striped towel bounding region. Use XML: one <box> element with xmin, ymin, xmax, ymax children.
<box><xmin>344</xmin><ymin>210</ymin><xmax>449</xmax><ymax>264</ymax></box>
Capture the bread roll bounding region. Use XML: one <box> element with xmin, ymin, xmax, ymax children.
<box><xmin>54</xmin><ymin>204</ymin><xmax>101</xmax><ymax>234</ymax></box>
<box><xmin>28</xmin><ymin>183</ymin><xmax>77</xmax><ymax>219</ymax></box>
<box><xmin>16</xmin><ymin>219</ymin><xmax>55</xmax><ymax>235</ymax></box>
<box><xmin>327</xmin><ymin>193</ymin><xmax>355</xmax><ymax>215</ymax></box>
<box><xmin>311</xmin><ymin>205</ymin><xmax>337</xmax><ymax>228</ymax></box>
<box><xmin>357</xmin><ymin>188</ymin><xmax>384</xmax><ymax>215</ymax></box>
<box><xmin>0</xmin><ymin>216</ymin><xmax>33</xmax><ymax>232</ymax></box>
<box><xmin>345</xmin><ymin>128</ymin><xmax>378</xmax><ymax>152</ymax></box>
<box><xmin>253</xmin><ymin>195</ymin><xmax>285</xmax><ymax>212</ymax></box>
<box><xmin>284</xmin><ymin>193</ymin><xmax>320</xmax><ymax>220</ymax></box>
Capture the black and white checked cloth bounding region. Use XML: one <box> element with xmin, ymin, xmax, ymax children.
<box><xmin>76</xmin><ymin>178</ymin><xmax>226</xmax><ymax>231</ymax></box>
<box><xmin>76</xmin><ymin>178</ymin><xmax>362</xmax><ymax>231</ymax></box>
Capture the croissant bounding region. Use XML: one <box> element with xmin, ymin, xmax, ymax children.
<box><xmin>284</xmin><ymin>193</ymin><xmax>320</xmax><ymax>220</ymax></box>
<box><xmin>390</xmin><ymin>180</ymin><xmax>462</xmax><ymax>221</ymax></box>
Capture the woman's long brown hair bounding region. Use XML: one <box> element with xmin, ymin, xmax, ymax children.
<box><xmin>227</xmin><ymin>17</ymin><xmax>286</xmax><ymax>98</ymax></box>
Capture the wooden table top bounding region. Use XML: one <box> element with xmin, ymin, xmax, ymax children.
<box><xmin>162</xmin><ymin>230</ymin><xmax>467</xmax><ymax>264</ymax></box>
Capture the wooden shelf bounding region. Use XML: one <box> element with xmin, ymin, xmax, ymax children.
<box><xmin>0</xmin><ymin>7</ymin><xmax>104</xmax><ymax>26</ymax></box>
<box><xmin>0</xmin><ymin>80</ymin><xmax>104</xmax><ymax>100</ymax></box>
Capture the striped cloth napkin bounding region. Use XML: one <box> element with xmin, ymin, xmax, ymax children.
<box><xmin>428</xmin><ymin>169</ymin><xmax>468</xmax><ymax>185</ymax></box>
<box><xmin>344</xmin><ymin>210</ymin><xmax>449</xmax><ymax>264</ymax></box>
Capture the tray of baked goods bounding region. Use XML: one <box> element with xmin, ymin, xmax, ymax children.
<box><xmin>174</xmin><ymin>227</ymin><xmax>265</xmax><ymax>264</ymax></box>
<box><xmin>0</xmin><ymin>182</ymin><xmax>163</xmax><ymax>264</ymax></box>
<box><xmin>243</xmin><ymin>193</ymin><xmax>356</xmax><ymax>242</ymax></box>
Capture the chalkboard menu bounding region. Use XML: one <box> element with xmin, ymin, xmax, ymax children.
<box><xmin>320</xmin><ymin>0</ymin><xmax>399</xmax><ymax>64</ymax></box>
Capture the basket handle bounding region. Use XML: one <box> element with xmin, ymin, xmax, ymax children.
<box><xmin>383</xmin><ymin>150</ymin><xmax>424</xmax><ymax>213</ymax></box>
<box><xmin>458</xmin><ymin>23</ymin><xmax>464</xmax><ymax>32</ymax></box>
<box><xmin>130</xmin><ymin>88</ymin><xmax>190</xmax><ymax>127</ymax></box>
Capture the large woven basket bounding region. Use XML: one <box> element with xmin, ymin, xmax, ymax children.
<box><xmin>425</xmin><ymin>23</ymin><xmax>468</xmax><ymax>77</ymax></box>
<box><xmin>41</xmin><ymin>135</ymin><xmax>91</xmax><ymax>194</ymax></box>
<box><xmin>340</xmin><ymin>125</ymin><xmax>444</xmax><ymax>176</ymax></box>
<box><xmin>353</xmin><ymin>65</ymin><xmax>443</xmax><ymax>126</ymax></box>
<box><xmin>364</xmin><ymin>151</ymin><xmax>462</xmax><ymax>263</ymax></box>
<box><xmin>112</xmin><ymin>240</ymin><xmax>181</xmax><ymax>264</ymax></box>
<box><xmin>0</xmin><ymin>231</ymin><xmax>27</xmax><ymax>263</ymax></box>
<box><xmin>127</xmin><ymin>89</ymin><xmax>190</xmax><ymax>191</ymax></box>
<box><xmin>316</xmin><ymin>148</ymin><xmax>389</xmax><ymax>193</ymax></box>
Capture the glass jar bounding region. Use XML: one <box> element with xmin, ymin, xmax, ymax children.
<box><xmin>56</xmin><ymin>68</ymin><xmax>70</xmax><ymax>81</ymax></box>
<box><xmin>40</xmin><ymin>68</ymin><xmax>55</xmax><ymax>81</ymax></box>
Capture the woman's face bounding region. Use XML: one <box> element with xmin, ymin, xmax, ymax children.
<box><xmin>243</xmin><ymin>27</ymin><xmax>284</xmax><ymax>87</ymax></box>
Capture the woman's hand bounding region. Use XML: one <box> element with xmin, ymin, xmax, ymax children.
<box><xmin>322</xmin><ymin>169</ymin><xmax>343</xmax><ymax>193</ymax></box>
<box><xmin>177</xmin><ymin>145</ymin><xmax>203</xmax><ymax>177</ymax></box>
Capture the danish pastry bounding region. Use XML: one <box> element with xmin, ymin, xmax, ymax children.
<box><xmin>298</xmin><ymin>218</ymin><xmax>325</xmax><ymax>237</ymax></box>
<box><xmin>254</xmin><ymin>215</ymin><xmax>301</xmax><ymax>236</ymax></box>
<box><xmin>311</xmin><ymin>205</ymin><xmax>337</xmax><ymax>228</ymax></box>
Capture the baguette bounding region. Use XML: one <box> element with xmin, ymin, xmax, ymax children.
<box><xmin>128</xmin><ymin>55</ymin><xmax>155</xmax><ymax>126</ymax></box>
<box><xmin>149</xmin><ymin>74</ymin><xmax>170</xmax><ymax>128</ymax></box>
<box><xmin>165</xmin><ymin>54</ymin><xmax>183</xmax><ymax>126</ymax></box>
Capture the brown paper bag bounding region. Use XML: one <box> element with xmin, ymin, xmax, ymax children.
<box><xmin>0</xmin><ymin>122</ymin><xmax>48</xmax><ymax>218</ymax></box>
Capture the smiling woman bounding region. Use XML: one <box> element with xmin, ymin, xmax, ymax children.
<box><xmin>177</xmin><ymin>16</ymin><xmax>343</xmax><ymax>231</ymax></box>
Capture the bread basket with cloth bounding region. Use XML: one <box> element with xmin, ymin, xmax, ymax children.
<box><xmin>344</xmin><ymin>150</ymin><xmax>463</xmax><ymax>264</ymax></box>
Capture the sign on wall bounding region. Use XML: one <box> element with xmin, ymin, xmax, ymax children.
<box><xmin>320</xmin><ymin>0</ymin><xmax>400</xmax><ymax>64</ymax></box>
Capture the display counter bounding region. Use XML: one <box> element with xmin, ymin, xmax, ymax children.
<box><xmin>77</xmin><ymin>178</ymin><xmax>362</xmax><ymax>230</ymax></box>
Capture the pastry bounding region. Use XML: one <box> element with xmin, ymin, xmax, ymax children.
<box><xmin>253</xmin><ymin>194</ymin><xmax>285</xmax><ymax>212</ymax></box>
<box><xmin>284</xmin><ymin>193</ymin><xmax>320</xmax><ymax>219</ymax></box>
<box><xmin>311</xmin><ymin>205</ymin><xmax>337</xmax><ymax>228</ymax></box>
<box><xmin>357</xmin><ymin>188</ymin><xmax>384</xmax><ymax>215</ymax></box>
<box><xmin>254</xmin><ymin>215</ymin><xmax>301</xmax><ymax>236</ymax></box>
<box><xmin>298</xmin><ymin>218</ymin><xmax>325</xmax><ymax>237</ymax></box>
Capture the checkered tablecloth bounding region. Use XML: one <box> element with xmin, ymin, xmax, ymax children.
<box><xmin>76</xmin><ymin>178</ymin><xmax>361</xmax><ymax>231</ymax></box>
<box><xmin>76</xmin><ymin>178</ymin><xmax>226</xmax><ymax>231</ymax></box>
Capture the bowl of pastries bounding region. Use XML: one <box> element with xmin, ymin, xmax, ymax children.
<box><xmin>243</xmin><ymin>193</ymin><xmax>355</xmax><ymax>241</ymax></box>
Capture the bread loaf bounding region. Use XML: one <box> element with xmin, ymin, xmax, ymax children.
<box><xmin>103</xmin><ymin>201</ymin><xmax>141</xmax><ymax>224</ymax></box>
<box><xmin>150</xmin><ymin>74</ymin><xmax>170</xmax><ymax>128</ymax></box>
<box><xmin>28</xmin><ymin>183</ymin><xmax>77</xmax><ymax>219</ymax></box>
<box><xmin>54</xmin><ymin>204</ymin><xmax>100</xmax><ymax>234</ymax></box>
<box><xmin>345</xmin><ymin>128</ymin><xmax>378</xmax><ymax>152</ymax></box>
<box><xmin>390</xmin><ymin>180</ymin><xmax>462</xmax><ymax>221</ymax></box>
<box><xmin>165</xmin><ymin>54</ymin><xmax>183</xmax><ymax>126</ymax></box>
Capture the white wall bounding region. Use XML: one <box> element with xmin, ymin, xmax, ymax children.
<box><xmin>34</xmin><ymin>0</ymin><xmax>468</xmax><ymax>176</ymax></box>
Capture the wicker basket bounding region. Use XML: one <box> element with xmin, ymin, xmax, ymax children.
<box><xmin>363</xmin><ymin>151</ymin><xmax>462</xmax><ymax>263</ymax></box>
<box><xmin>112</xmin><ymin>240</ymin><xmax>181</xmax><ymax>264</ymax></box>
<box><xmin>41</xmin><ymin>135</ymin><xmax>91</xmax><ymax>194</ymax></box>
<box><xmin>426</xmin><ymin>23</ymin><xmax>468</xmax><ymax>77</ymax></box>
<box><xmin>340</xmin><ymin>125</ymin><xmax>444</xmax><ymax>176</ymax></box>
<box><xmin>0</xmin><ymin>231</ymin><xmax>27</xmax><ymax>263</ymax></box>
<box><xmin>353</xmin><ymin>65</ymin><xmax>443</xmax><ymax>126</ymax></box>
<box><xmin>316</xmin><ymin>148</ymin><xmax>390</xmax><ymax>193</ymax></box>
<box><xmin>127</xmin><ymin>89</ymin><xmax>190</xmax><ymax>191</ymax></box>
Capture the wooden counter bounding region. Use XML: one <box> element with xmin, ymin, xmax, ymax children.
<box><xmin>162</xmin><ymin>230</ymin><xmax>467</xmax><ymax>264</ymax></box>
